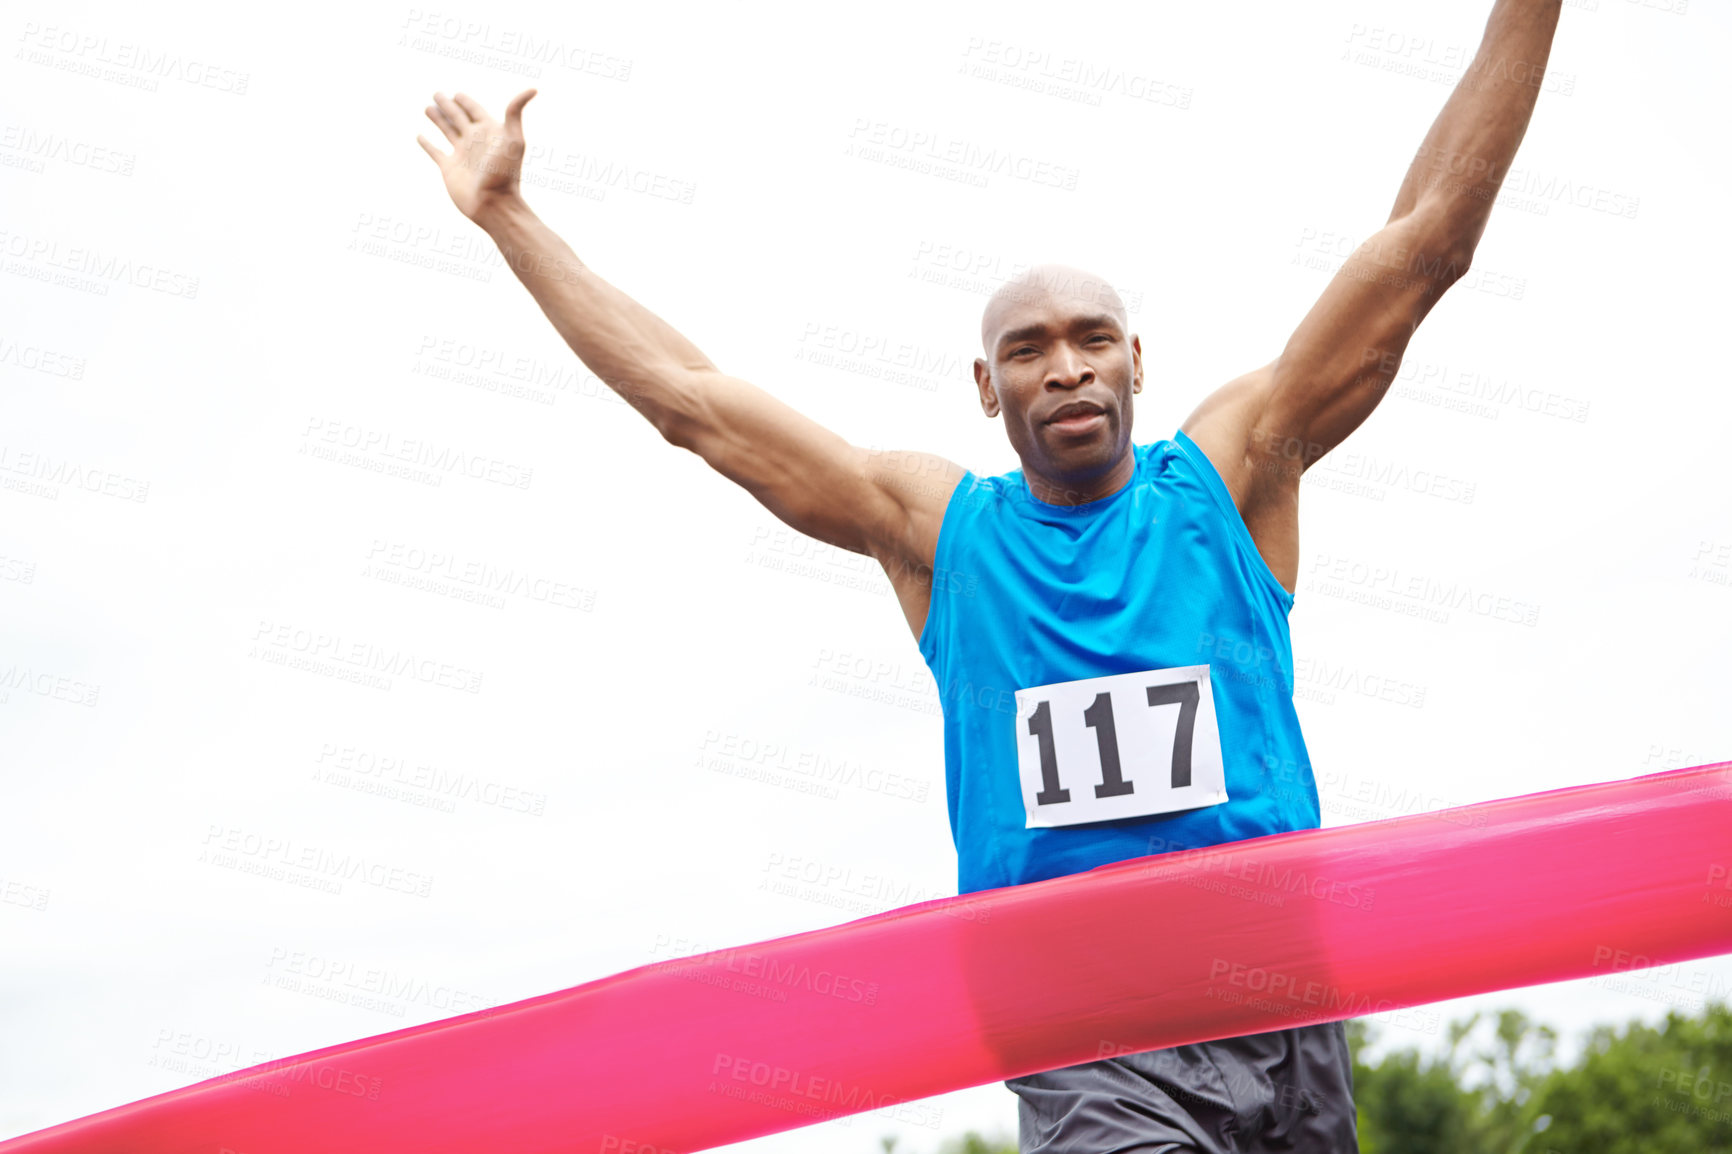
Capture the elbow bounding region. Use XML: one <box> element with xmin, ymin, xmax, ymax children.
<box><xmin>655</xmin><ymin>416</ymin><xmax>686</xmax><ymax>449</ymax></box>
<box><xmin>654</xmin><ymin>400</ymin><xmax>696</xmax><ymax>450</ymax></box>
<box><xmin>1437</xmin><ymin>215</ymin><xmax>1480</xmax><ymax>279</ymax></box>
<box><xmin>659</xmin><ymin>415</ymin><xmax>702</xmax><ymax>453</ymax></box>
<box><xmin>653</xmin><ymin>371</ymin><xmax>709</xmax><ymax>451</ymax></box>
<box><xmin>1438</xmin><ymin>242</ymin><xmax>1476</xmax><ymax>291</ymax></box>
<box><xmin>1397</xmin><ymin>204</ymin><xmax>1480</xmax><ymax>291</ymax></box>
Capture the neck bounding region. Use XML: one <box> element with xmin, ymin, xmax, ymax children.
<box><xmin>1024</xmin><ymin>450</ymin><xmax>1136</xmax><ymax>506</ymax></box>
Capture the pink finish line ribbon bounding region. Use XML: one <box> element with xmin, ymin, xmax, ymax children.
<box><xmin>6</xmin><ymin>761</ymin><xmax>1731</xmax><ymax>1153</ymax></box>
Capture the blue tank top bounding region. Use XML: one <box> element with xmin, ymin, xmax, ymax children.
<box><xmin>917</xmin><ymin>430</ymin><xmax>1320</xmax><ymax>894</ymax></box>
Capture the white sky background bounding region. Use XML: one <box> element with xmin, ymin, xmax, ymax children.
<box><xmin>3</xmin><ymin>0</ymin><xmax>1729</xmax><ymax>1148</ymax></box>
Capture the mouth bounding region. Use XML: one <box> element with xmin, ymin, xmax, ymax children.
<box><xmin>1046</xmin><ymin>403</ymin><xmax>1107</xmax><ymax>434</ymax></box>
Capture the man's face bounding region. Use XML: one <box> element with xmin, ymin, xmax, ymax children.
<box><xmin>975</xmin><ymin>287</ymin><xmax>1143</xmax><ymax>486</ymax></box>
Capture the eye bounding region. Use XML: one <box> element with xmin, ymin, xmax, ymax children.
<box><xmin>1087</xmin><ymin>334</ymin><xmax>1112</xmax><ymax>344</ymax></box>
<box><xmin>1011</xmin><ymin>346</ymin><xmax>1038</xmax><ymax>357</ymax></box>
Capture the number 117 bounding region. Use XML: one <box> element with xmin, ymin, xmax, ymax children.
<box><xmin>1026</xmin><ymin>683</ymin><xmax>1200</xmax><ymax>807</ymax></box>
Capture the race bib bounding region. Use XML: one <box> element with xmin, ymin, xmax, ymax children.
<box><xmin>1013</xmin><ymin>664</ymin><xmax>1227</xmax><ymax>828</ymax></box>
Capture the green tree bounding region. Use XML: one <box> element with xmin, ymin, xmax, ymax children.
<box><xmin>1349</xmin><ymin>1008</ymin><xmax>1559</xmax><ymax>1154</ymax></box>
<box><xmin>1459</xmin><ymin>1009</ymin><xmax>1558</xmax><ymax>1151</ymax></box>
<box><xmin>1525</xmin><ymin>1003</ymin><xmax>1732</xmax><ymax>1154</ymax></box>
<box><xmin>879</xmin><ymin>1130</ymin><xmax>1016</xmax><ymax>1154</ymax></box>
<box><xmin>903</xmin><ymin>1002</ymin><xmax>1732</xmax><ymax>1154</ymax></box>
<box><xmin>1349</xmin><ymin>1017</ymin><xmax>1478</xmax><ymax>1154</ymax></box>
<box><xmin>936</xmin><ymin>1132</ymin><xmax>1018</xmax><ymax>1154</ymax></box>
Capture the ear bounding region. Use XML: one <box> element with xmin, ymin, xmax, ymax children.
<box><xmin>973</xmin><ymin>358</ymin><xmax>1000</xmax><ymax>418</ymax></box>
<box><xmin>1130</xmin><ymin>332</ymin><xmax>1144</xmax><ymax>394</ymax></box>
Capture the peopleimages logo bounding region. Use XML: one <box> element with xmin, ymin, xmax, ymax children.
<box><xmin>708</xmin><ymin>1053</ymin><xmax>942</xmax><ymax>1128</ymax></box>
<box><xmin>1706</xmin><ymin>864</ymin><xmax>1732</xmax><ymax>909</ymax></box>
<box><xmin>667</xmin><ymin>945</ymin><xmax>880</xmax><ymax>1006</ymax></box>
<box><xmin>1204</xmin><ymin>957</ymin><xmax>1441</xmax><ymax>1033</ymax></box>
<box><xmin>1144</xmin><ymin>848</ymin><xmax>1376</xmax><ymax>912</ymax></box>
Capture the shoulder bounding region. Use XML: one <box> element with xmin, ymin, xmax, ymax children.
<box><xmin>1129</xmin><ymin>437</ymin><xmax>1206</xmax><ymax>493</ymax></box>
<box><xmin>1134</xmin><ymin>438</ymin><xmax>1175</xmax><ymax>468</ymax></box>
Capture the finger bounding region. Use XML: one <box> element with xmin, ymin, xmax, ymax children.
<box><xmin>416</xmin><ymin>134</ymin><xmax>448</xmax><ymax>167</ymax></box>
<box><xmin>433</xmin><ymin>92</ymin><xmax>469</xmax><ymax>133</ymax></box>
<box><xmin>504</xmin><ymin>88</ymin><xmax>537</xmax><ymax>138</ymax></box>
<box><xmin>425</xmin><ymin>103</ymin><xmax>460</xmax><ymax>144</ymax></box>
<box><xmin>452</xmin><ymin>92</ymin><xmax>486</xmax><ymax>123</ymax></box>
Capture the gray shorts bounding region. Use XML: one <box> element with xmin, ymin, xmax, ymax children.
<box><xmin>1004</xmin><ymin>1020</ymin><xmax>1358</xmax><ymax>1153</ymax></box>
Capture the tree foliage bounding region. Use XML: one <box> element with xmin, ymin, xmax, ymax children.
<box><xmin>892</xmin><ymin>1001</ymin><xmax>1732</xmax><ymax>1154</ymax></box>
<box><xmin>880</xmin><ymin>1131</ymin><xmax>1016</xmax><ymax>1154</ymax></box>
<box><xmin>1353</xmin><ymin>1001</ymin><xmax>1732</xmax><ymax>1154</ymax></box>
<box><xmin>1525</xmin><ymin>1003</ymin><xmax>1732</xmax><ymax>1154</ymax></box>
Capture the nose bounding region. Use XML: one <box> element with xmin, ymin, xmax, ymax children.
<box><xmin>1046</xmin><ymin>339</ymin><xmax>1094</xmax><ymax>388</ymax></box>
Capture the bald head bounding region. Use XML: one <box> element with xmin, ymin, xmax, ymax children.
<box><xmin>980</xmin><ymin>263</ymin><xmax>1129</xmax><ymax>356</ymax></box>
<box><xmin>968</xmin><ymin>261</ymin><xmax>1142</xmax><ymax>505</ymax></box>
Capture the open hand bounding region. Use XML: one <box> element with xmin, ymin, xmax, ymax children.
<box><xmin>417</xmin><ymin>89</ymin><xmax>536</xmax><ymax>221</ymax></box>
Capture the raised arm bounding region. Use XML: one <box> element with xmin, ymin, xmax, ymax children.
<box><xmin>417</xmin><ymin>90</ymin><xmax>965</xmax><ymax>636</ymax></box>
<box><xmin>1181</xmin><ymin>0</ymin><xmax>1563</xmax><ymax>586</ymax></box>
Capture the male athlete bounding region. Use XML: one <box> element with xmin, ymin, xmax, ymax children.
<box><xmin>418</xmin><ymin>2</ymin><xmax>1561</xmax><ymax>1148</ymax></box>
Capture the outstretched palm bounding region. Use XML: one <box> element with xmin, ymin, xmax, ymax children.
<box><xmin>417</xmin><ymin>89</ymin><xmax>537</xmax><ymax>221</ymax></box>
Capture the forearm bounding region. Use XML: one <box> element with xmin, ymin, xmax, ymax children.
<box><xmin>1388</xmin><ymin>0</ymin><xmax>1563</xmax><ymax>252</ymax></box>
<box><xmin>474</xmin><ymin>193</ymin><xmax>712</xmax><ymax>437</ymax></box>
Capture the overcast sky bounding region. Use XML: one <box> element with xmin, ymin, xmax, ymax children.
<box><xmin>3</xmin><ymin>0</ymin><xmax>1729</xmax><ymax>1149</ymax></box>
